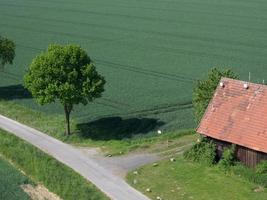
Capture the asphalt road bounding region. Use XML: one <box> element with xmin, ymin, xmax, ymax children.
<box><xmin>0</xmin><ymin>114</ymin><xmax>150</xmax><ymax>200</ymax></box>
<box><xmin>78</xmin><ymin>147</ymin><xmax>160</xmax><ymax>177</ymax></box>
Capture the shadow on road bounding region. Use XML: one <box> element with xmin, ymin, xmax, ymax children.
<box><xmin>0</xmin><ymin>84</ymin><xmax>31</xmax><ymax>100</ymax></box>
<box><xmin>76</xmin><ymin>117</ymin><xmax>164</xmax><ymax>141</ymax></box>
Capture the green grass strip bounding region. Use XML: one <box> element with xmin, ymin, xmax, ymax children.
<box><xmin>0</xmin><ymin>100</ymin><xmax>195</xmax><ymax>155</ymax></box>
<box><xmin>0</xmin><ymin>128</ymin><xmax>109</xmax><ymax>200</ymax></box>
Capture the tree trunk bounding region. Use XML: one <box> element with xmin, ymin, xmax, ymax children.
<box><xmin>64</xmin><ymin>105</ymin><xmax>71</xmax><ymax>136</ymax></box>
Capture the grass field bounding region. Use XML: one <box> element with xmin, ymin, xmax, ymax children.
<box><xmin>1</xmin><ymin>0</ymin><xmax>267</xmax><ymax>133</ymax></box>
<box><xmin>0</xmin><ymin>157</ymin><xmax>30</xmax><ymax>200</ymax></box>
<box><xmin>127</xmin><ymin>156</ymin><xmax>267</xmax><ymax>200</ymax></box>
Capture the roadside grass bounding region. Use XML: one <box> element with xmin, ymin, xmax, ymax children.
<box><xmin>126</xmin><ymin>156</ymin><xmax>267</xmax><ymax>200</ymax></box>
<box><xmin>0</xmin><ymin>157</ymin><xmax>31</xmax><ymax>200</ymax></box>
<box><xmin>0</xmin><ymin>100</ymin><xmax>68</xmax><ymax>140</ymax></box>
<box><xmin>71</xmin><ymin>128</ymin><xmax>197</xmax><ymax>155</ymax></box>
<box><xmin>0</xmin><ymin>100</ymin><xmax>195</xmax><ymax>155</ymax></box>
<box><xmin>0</xmin><ymin>128</ymin><xmax>109</xmax><ymax>200</ymax></box>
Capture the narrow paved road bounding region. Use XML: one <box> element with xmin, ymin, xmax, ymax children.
<box><xmin>0</xmin><ymin>115</ymin><xmax>150</xmax><ymax>200</ymax></box>
<box><xmin>78</xmin><ymin>147</ymin><xmax>160</xmax><ymax>177</ymax></box>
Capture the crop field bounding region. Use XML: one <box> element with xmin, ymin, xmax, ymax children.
<box><xmin>0</xmin><ymin>158</ymin><xmax>30</xmax><ymax>200</ymax></box>
<box><xmin>1</xmin><ymin>0</ymin><xmax>267</xmax><ymax>132</ymax></box>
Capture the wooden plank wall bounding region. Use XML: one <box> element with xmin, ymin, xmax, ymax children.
<box><xmin>210</xmin><ymin>137</ymin><xmax>267</xmax><ymax>167</ymax></box>
<box><xmin>237</xmin><ymin>146</ymin><xmax>267</xmax><ymax>167</ymax></box>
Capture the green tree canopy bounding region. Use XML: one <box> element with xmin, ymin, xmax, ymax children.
<box><xmin>0</xmin><ymin>36</ymin><xmax>15</xmax><ymax>68</ymax></box>
<box><xmin>24</xmin><ymin>44</ymin><xmax>106</xmax><ymax>135</ymax></box>
<box><xmin>193</xmin><ymin>68</ymin><xmax>238</xmax><ymax>122</ymax></box>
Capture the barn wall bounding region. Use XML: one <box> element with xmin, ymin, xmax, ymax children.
<box><xmin>236</xmin><ymin>146</ymin><xmax>267</xmax><ymax>168</ymax></box>
<box><xmin>209</xmin><ymin>137</ymin><xmax>267</xmax><ymax>167</ymax></box>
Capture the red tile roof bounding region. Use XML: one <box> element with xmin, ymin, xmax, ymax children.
<box><xmin>197</xmin><ymin>77</ymin><xmax>267</xmax><ymax>154</ymax></box>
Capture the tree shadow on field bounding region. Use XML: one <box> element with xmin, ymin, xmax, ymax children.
<box><xmin>76</xmin><ymin>117</ymin><xmax>164</xmax><ymax>141</ymax></box>
<box><xmin>0</xmin><ymin>84</ymin><xmax>32</xmax><ymax>100</ymax></box>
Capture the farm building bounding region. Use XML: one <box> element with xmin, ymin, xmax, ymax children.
<box><xmin>197</xmin><ymin>77</ymin><xmax>267</xmax><ymax>167</ymax></box>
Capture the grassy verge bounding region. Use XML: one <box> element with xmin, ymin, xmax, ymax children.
<box><xmin>126</xmin><ymin>156</ymin><xmax>267</xmax><ymax>200</ymax></box>
<box><xmin>0</xmin><ymin>157</ymin><xmax>31</xmax><ymax>200</ymax></box>
<box><xmin>231</xmin><ymin>164</ymin><xmax>267</xmax><ymax>188</ymax></box>
<box><xmin>0</xmin><ymin>100</ymin><xmax>195</xmax><ymax>155</ymax></box>
<box><xmin>0</xmin><ymin>128</ymin><xmax>108</xmax><ymax>200</ymax></box>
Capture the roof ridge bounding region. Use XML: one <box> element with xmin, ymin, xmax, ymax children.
<box><xmin>221</xmin><ymin>77</ymin><xmax>267</xmax><ymax>89</ymax></box>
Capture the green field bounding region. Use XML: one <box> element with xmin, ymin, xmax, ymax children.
<box><xmin>1</xmin><ymin>0</ymin><xmax>267</xmax><ymax>132</ymax></box>
<box><xmin>0</xmin><ymin>157</ymin><xmax>30</xmax><ymax>200</ymax></box>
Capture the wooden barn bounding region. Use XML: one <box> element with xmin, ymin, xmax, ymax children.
<box><xmin>197</xmin><ymin>77</ymin><xmax>267</xmax><ymax>167</ymax></box>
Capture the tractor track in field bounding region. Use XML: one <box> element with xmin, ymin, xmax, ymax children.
<box><xmin>2</xmin><ymin>1</ymin><xmax>267</xmax><ymax>25</ymax></box>
<box><xmin>0</xmin><ymin>69</ymin><xmax>192</xmax><ymax>116</ymax></box>
<box><xmin>0</xmin><ymin>22</ymin><xmax>114</xmax><ymax>43</ymax></box>
<box><xmin>0</xmin><ymin>43</ymin><xmax>193</xmax><ymax>118</ymax></box>
<box><xmin>0</xmin><ymin>71</ymin><xmax>21</xmax><ymax>82</ymax></box>
<box><xmin>2</xmin><ymin>7</ymin><xmax>267</xmax><ymax>37</ymax></box>
<box><xmin>14</xmin><ymin>43</ymin><xmax>196</xmax><ymax>83</ymax></box>
<box><xmin>9</xmin><ymin>27</ymin><xmax>267</xmax><ymax>68</ymax></box>
<box><xmin>8</xmin><ymin>0</ymin><xmax>265</xmax><ymax>14</ymax></box>
<box><xmin>3</xmin><ymin>12</ymin><xmax>267</xmax><ymax>52</ymax></box>
<box><xmin>95</xmin><ymin>59</ymin><xmax>196</xmax><ymax>83</ymax></box>
<box><xmin>76</xmin><ymin>101</ymin><xmax>193</xmax><ymax>121</ymax></box>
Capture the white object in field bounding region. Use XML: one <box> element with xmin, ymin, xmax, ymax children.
<box><xmin>197</xmin><ymin>138</ymin><xmax>201</xmax><ymax>143</ymax></box>
<box><xmin>157</xmin><ymin>130</ymin><xmax>162</xmax><ymax>134</ymax></box>
<box><xmin>133</xmin><ymin>171</ymin><xmax>138</xmax><ymax>175</ymax></box>
<box><xmin>219</xmin><ymin>82</ymin><xmax>224</xmax><ymax>87</ymax></box>
<box><xmin>133</xmin><ymin>179</ymin><xmax>138</xmax><ymax>184</ymax></box>
<box><xmin>244</xmin><ymin>83</ymin><xmax>249</xmax><ymax>89</ymax></box>
<box><xmin>170</xmin><ymin>158</ymin><xmax>176</xmax><ymax>162</ymax></box>
<box><xmin>153</xmin><ymin>163</ymin><xmax>158</xmax><ymax>167</ymax></box>
<box><xmin>146</xmin><ymin>188</ymin><xmax>151</xmax><ymax>192</ymax></box>
<box><xmin>156</xmin><ymin>197</ymin><xmax>162</xmax><ymax>200</ymax></box>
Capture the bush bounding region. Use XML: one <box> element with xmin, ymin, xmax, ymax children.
<box><xmin>256</xmin><ymin>161</ymin><xmax>267</xmax><ymax>174</ymax></box>
<box><xmin>218</xmin><ymin>145</ymin><xmax>236</xmax><ymax>170</ymax></box>
<box><xmin>184</xmin><ymin>137</ymin><xmax>216</xmax><ymax>166</ymax></box>
<box><xmin>0</xmin><ymin>129</ymin><xmax>108</xmax><ymax>200</ymax></box>
<box><xmin>232</xmin><ymin>164</ymin><xmax>267</xmax><ymax>188</ymax></box>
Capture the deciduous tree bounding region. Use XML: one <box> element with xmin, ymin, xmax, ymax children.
<box><xmin>193</xmin><ymin>68</ymin><xmax>238</xmax><ymax>122</ymax></box>
<box><xmin>0</xmin><ymin>36</ymin><xmax>15</xmax><ymax>68</ymax></box>
<box><xmin>24</xmin><ymin>44</ymin><xmax>106</xmax><ymax>135</ymax></box>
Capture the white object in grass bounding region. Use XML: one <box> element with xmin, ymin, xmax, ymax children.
<box><xmin>170</xmin><ymin>158</ymin><xmax>176</xmax><ymax>162</ymax></box>
<box><xmin>157</xmin><ymin>130</ymin><xmax>162</xmax><ymax>134</ymax></box>
<box><xmin>133</xmin><ymin>171</ymin><xmax>138</xmax><ymax>175</ymax></box>
<box><xmin>156</xmin><ymin>196</ymin><xmax>162</xmax><ymax>200</ymax></box>
<box><xmin>153</xmin><ymin>163</ymin><xmax>158</xmax><ymax>167</ymax></box>
<box><xmin>146</xmin><ymin>188</ymin><xmax>151</xmax><ymax>192</ymax></box>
